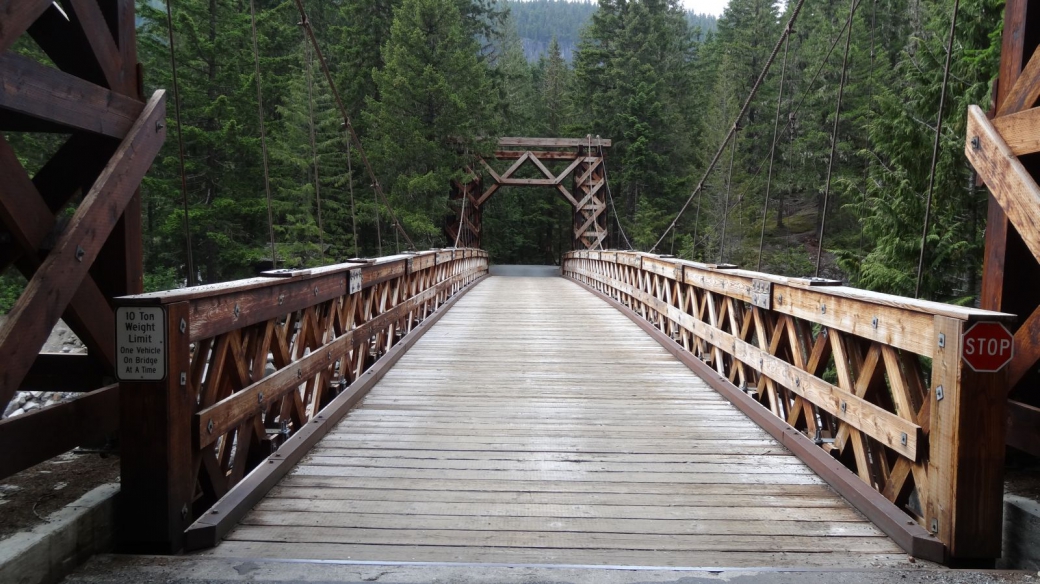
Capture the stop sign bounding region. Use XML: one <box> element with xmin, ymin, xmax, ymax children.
<box><xmin>961</xmin><ymin>322</ymin><xmax>1014</xmax><ymax>373</ymax></box>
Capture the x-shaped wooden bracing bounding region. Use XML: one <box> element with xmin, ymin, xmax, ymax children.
<box><xmin>968</xmin><ymin>44</ymin><xmax>1040</xmax><ymax>392</ymax></box>
<box><xmin>569</xmin><ymin>257</ymin><xmax>934</xmax><ymax>518</ymax></box>
<box><xmin>185</xmin><ymin>256</ymin><xmax>483</xmax><ymax>508</ymax></box>
<box><xmin>477</xmin><ymin>148</ymin><xmax>607</xmax><ymax>250</ymax></box>
<box><xmin>0</xmin><ymin>1</ymin><xmax>166</xmax><ymax>412</ymax></box>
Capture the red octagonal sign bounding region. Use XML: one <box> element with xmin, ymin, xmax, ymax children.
<box><xmin>961</xmin><ymin>321</ymin><xmax>1014</xmax><ymax>373</ymax></box>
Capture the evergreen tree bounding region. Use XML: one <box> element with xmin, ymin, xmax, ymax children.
<box><xmin>364</xmin><ymin>0</ymin><xmax>498</xmax><ymax>244</ymax></box>
<box><xmin>541</xmin><ymin>37</ymin><xmax>570</xmax><ymax>135</ymax></box>
<box><xmin>837</xmin><ymin>0</ymin><xmax>1001</xmax><ymax>300</ymax></box>
<box><xmin>571</xmin><ymin>0</ymin><xmax>701</xmax><ymax>249</ymax></box>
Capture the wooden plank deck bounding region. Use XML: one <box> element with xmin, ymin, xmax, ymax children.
<box><xmin>202</xmin><ymin>276</ymin><xmax>916</xmax><ymax>568</ymax></box>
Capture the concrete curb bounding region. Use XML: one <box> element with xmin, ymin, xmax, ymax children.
<box><xmin>1001</xmin><ymin>494</ymin><xmax>1040</xmax><ymax>570</ymax></box>
<box><xmin>0</xmin><ymin>483</ymin><xmax>118</xmax><ymax>584</ymax></box>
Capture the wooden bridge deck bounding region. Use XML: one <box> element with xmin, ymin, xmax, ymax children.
<box><xmin>202</xmin><ymin>276</ymin><xmax>914</xmax><ymax>568</ymax></box>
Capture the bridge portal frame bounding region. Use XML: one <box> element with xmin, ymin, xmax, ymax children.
<box><xmin>446</xmin><ymin>137</ymin><xmax>612</xmax><ymax>251</ymax></box>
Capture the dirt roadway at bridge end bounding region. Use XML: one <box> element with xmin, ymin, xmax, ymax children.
<box><xmin>62</xmin><ymin>555</ymin><xmax>1037</xmax><ymax>584</ymax></box>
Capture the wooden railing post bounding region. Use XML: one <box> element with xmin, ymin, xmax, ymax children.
<box><xmin>117</xmin><ymin>301</ymin><xmax>193</xmax><ymax>553</ymax></box>
<box><xmin>928</xmin><ymin>315</ymin><xmax>1008</xmax><ymax>562</ymax></box>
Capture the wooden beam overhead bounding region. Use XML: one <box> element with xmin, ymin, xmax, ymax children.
<box><xmin>0</xmin><ymin>0</ymin><xmax>53</xmax><ymax>53</ymax></box>
<box><xmin>967</xmin><ymin>105</ymin><xmax>1040</xmax><ymax>263</ymax></box>
<box><xmin>498</xmin><ymin>137</ymin><xmax>612</xmax><ymax>148</ymax></box>
<box><xmin>494</xmin><ymin>150</ymin><xmax>591</xmax><ymax>160</ymax></box>
<box><xmin>0</xmin><ymin>53</ymin><xmax>144</xmax><ymax>138</ymax></box>
<box><xmin>992</xmin><ymin>106</ymin><xmax>1040</xmax><ymax>156</ymax></box>
<box><xmin>997</xmin><ymin>42</ymin><xmax>1040</xmax><ymax>117</ymax></box>
<box><xmin>60</xmin><ymin>0</ymin><xmax>130</xmax><ymax>94</ymax></box>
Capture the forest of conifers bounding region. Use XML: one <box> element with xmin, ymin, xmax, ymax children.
<box><xmin>0</xmin><ymin>0</ymin><xmax>1005</xmax><ymax>311</ymax></box>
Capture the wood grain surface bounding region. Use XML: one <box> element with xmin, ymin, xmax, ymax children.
<box><xmin>206</xmin><ymin>276</ymin><xmax>914</xmax><ymax>568</ymax></box>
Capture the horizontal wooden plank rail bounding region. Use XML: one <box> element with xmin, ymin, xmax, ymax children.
<box><xmin>116</xmin><ymin>249</ymin><xmax>488</xmax><ymax>553</ymax></box>
<box><xmin>563</xmin><ymin>250</ymin><xmax>1013</xmax><ymax>563</ymax></box>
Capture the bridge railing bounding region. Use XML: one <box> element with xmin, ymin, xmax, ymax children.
<box><xmin>564</xmin><ymin>250</ymin><xmax>1013</xmax><ymax>563</ymax></box>
<box><xmin>114</xmin><ymin>249</ymin><xmax>488</xmax><ymax>552</ymax></box>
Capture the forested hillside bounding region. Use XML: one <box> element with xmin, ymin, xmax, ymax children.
<box><xmin>505</xmin><ymin>0</ymin><xmax>716</xmax><ymax>61</ymax></box>
<box><xmin>0</xmin><ymin>0</ymin><xmax>1006</xmax><ymax>311</ymax></box>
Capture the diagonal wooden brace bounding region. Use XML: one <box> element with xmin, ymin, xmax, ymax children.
<box><xmin>0</xmin><ymin>90</ymin><xmax>166</xmax><ymax>410</ymax></box>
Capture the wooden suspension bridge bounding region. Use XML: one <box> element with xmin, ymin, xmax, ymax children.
<box><xmin>3</xmin><ymin>0</ymin><xmax>1040</xmax><ymax>576</ymax></box>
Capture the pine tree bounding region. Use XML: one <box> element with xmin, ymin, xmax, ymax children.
<box><xmin>837</xmin><ymin>0</ymin><xmax>1001</xmax><ymax>300</ymax></box>
<box><xmin>571</xmin><ymin>0</ymin><xmax>700</xmax><ymax>249</ymax></box>
<box><xmin>364</xmin><ymin>0</ymin><xmax>498</xmax><ymax>244</ymax></box>
<box><xmin>541</xmin><ymin>36</ymin><xmax>570</xmax><ymax>135</ymax></box>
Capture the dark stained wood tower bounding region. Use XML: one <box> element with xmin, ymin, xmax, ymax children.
<box><xmin>0</xmin><ymin>2</ymin><xmax>165</xmax><ymax>476</ymax></box>
<box><xmin>976</xmin><ymin>0</ymin><xmax>1040</xmax><ymax>457</ymax></box>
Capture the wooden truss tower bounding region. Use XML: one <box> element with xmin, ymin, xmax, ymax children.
<box><xmin>446</xmin><ymin>137</ymin><xmax>612</xmax><ymax>250</ymax></box>
<box><xmin>0</xmin><ymin>2</ymin><xmax>165</xmax><ymax>463</ymax></box>
<box><xmin>969</xmin><ymin>0</ymin><xmax>1040</xmax><ymax>457</ymax></box>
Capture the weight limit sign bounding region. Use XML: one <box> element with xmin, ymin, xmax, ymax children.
<box><xmin>115</xmin><ymin>306</ymin><xmax>168</xmax><ymax>381</ymax></box>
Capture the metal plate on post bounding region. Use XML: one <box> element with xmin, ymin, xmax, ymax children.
<box><xmin>349</xmin><ymin>269</ymin><xmax>363</xmax><ymax>294</ymax></box>
<box><xmin>751</xmin><ymin>279</ymin><xmax>772</xmax><ymax>310</ymax></box>
<box><xmin>115</xmin><ymin>306</ymin><xmax>168</xmax><ymax>382</ymax></box>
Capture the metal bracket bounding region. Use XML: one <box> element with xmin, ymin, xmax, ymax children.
<box><xmin>751</xmin><ymin>279</ymin><xmax>772</xmax><ymax>310</ymax></box>
<box><xmin>349</xmin><ymin>269</ymin><xmax>363</xmax><ymax>294</ymax></box>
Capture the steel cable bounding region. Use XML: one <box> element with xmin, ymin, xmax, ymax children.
<box><xmin>649</xmin><ymin>0</ymin><xmax>808</xmax><ymax>253</ymax></box>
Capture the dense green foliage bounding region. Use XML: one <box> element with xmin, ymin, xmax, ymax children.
<box><xmin>500</xmin><ymin>0</ymin><xmax>715</xmax><ymax>61</ymax></box>
<box><xmin>0</xmin><ymin>0</ymin><xmax>1003</xmax><ymax>308</ymax></box>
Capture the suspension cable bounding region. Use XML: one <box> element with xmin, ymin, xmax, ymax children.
<box><xmin>757</xmin><ymin>33</ymin><xmax>790</xmax><ymax>271</ymax></box>
<box><xmin>915</xmin><ymin>0</ymin><xmax>960</xmax><ymax>299</ymax></box>
<box><xmin>292</xmin><ymin>0</ymin><xmax>415</xmax><ymax>250</ymax></box>
<box><xmin>600</xmin><ymin>138</ymin><xmax>632</xmax><ymax>250</ymax></box>
<box><xmin>374</xmin><ymin>182</ymin><xmax>383</xmax><ymax>256</ymax></box>
<box><xmin>248</xmin><ymin>0</ymin><xmax>278</xmax><ymax>269</ymax></box>
<box><xmin>859</xmin><ymin>0</ymin><xmax>878</xmax><ymax>255</ymax></box>
<box><xmin>814</xmin><ymin>0</ymin><xmax>859</xmax><ymax>278</ymax></box>
<box><xmin>454</xmin><ymin>181</ymin><xmax>467</xmax><ymax>248</ymax></box>
<box><xmin>712</xmin><ymin>0</ymin><xmax>863</xmax><ymax>227</ymax></box>
<box><xmin>304</xmin><ymin>37</ymin><xmax>325</xmax><ymax>265</ymax></box>
<box><xmin>718</xmin><ymin>130</ymin><xmax>738</xmax><ymax>263</ymax></box>
<box><xmin>649</xmin><ymin>0</ymin><xmax>807</xmax><ymax>253</ymax></box>
<box><xmin>346</xmin><ymin>138</ymin><xmax>360</xmax><ymax>257</ymax></box>
<box><xmin>162</xmin><ymin>0</ymin><xmax>195</xmax><ymax>285</ymax></box>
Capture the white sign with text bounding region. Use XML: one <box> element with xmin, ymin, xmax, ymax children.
<box><xmin>115</xmin><ymin>306</ymin><xmax>167</xmax><ymax>381</ymax></box>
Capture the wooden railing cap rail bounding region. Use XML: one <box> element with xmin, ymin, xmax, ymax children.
<box><xmin>117</xmin><ymin>248</ymin><xmax>485</xmax><ymax>306</ymax></box>
<box><xmin>566</xmin><ymin>250</ymin><xmax>1015</xmax><ymax>323</ymax></box>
